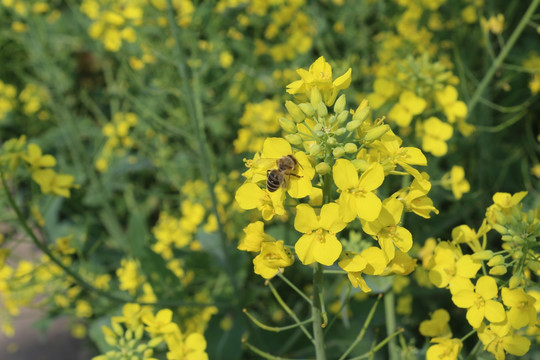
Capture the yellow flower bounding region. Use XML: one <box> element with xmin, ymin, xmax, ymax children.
<box><xmin>22</xmin><ymin>144</ymin><xmax>56</xmax><ymax>169</ymax></box>
<box><xmin>142</xmin><ymin>309</ymin><xmax>179</xmax><ymax>335</ymax></box>
<box><xmin>421</xmin><ymin>117</ymin><xmax>453</xmax><ymax>157</ymax></box>
<box><xmin>338</xmin><ymin>247</ymin><xmax>388</xmax><ymax>292</ymax></box>
<box><xmin>501</xmin><ymin>287</ymin><xmax>537</xmax><ymax>329</ymax></box>
<box><xmin>426</xmin><ymin>337</ymin><xmax>462</xmax><ymax>360</ymax></box>
<box><xmin>441</xmin><ymin>166</ymin><xmax>470</xmax><ymax>200</ymax></box>
<box><xmin>435</xmin><ymin>85</ymin><xmax>467</xmax><ymax>124</ymax></box>
<box><xmin>393</xmin><ymin>172</ymin><xmax>438</xmax><ymax>218</ymax></box>
<box><xmin>452</xmin><ymin>276</ymin><xmax>506</xmax><ymax>328</ymax></box>
<box><xmin>286</xmin><ymin>56</ymin><xmax>352</xmax><ymax>106</ymax></box>
<box><xmin>238</xmin><ymin>221</ymin><xmax>271</xmax><ymax>252</ymax></box>
<box><xmin>477</xmin><ymin>320</ymin><xmax>531</xmax><ymax>360</ymax></box>
<box><xmin>362</xmin><ymin>198</ymin><xmax>412</xmax><ymax>260</ymax></box>
<box><xmin>294</xmin><ymin>203</ymin><xmax>346</xmax><ymax>266</ymax></box>
<box><xmin>235</xmin><ymin>182</ymin><xmax>285</xmax><ymax>221</ymax></box>
<box><xmin>253</xmin><ymin>240</ymin><xmax>294</xmax><ymax>279</ymax></box>
<box><xmin>388</xmin><ymin>91</ymin><xmax>427</xmax><ymax>127</ymax></box>
<box><xmin>420</xmin><ymin>309</ymin><xmax>452</xmax><ymax>338</ymax></box>
<box><xmin>333</xmin><ymin>159</ymin><xmax>384</xmax><ymax>222</ymax></box>
<box><xmin>32</xmin><ymin>169</ymin><xmax>75</xmax><ymax>198</ymax></box>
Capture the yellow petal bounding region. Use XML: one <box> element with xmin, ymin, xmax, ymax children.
<box><xmin>261</xmin><ymin>137</ymin><xmax>292</xmax><ymax>159</ymax></box>
<box><xmin>319</xmin><ymin>203</ymin><xmax>346</xmax><ymax>233</ymax></box>
<box><xmin>235</xmin><ymin>183</ymin><xmax>263</xmax><ymax>210</ymax></box>
<box><xmin>333</xmin><ymin>159</ymin><xmax>358</xmax><ymax>190</ymax></box>
<box><xmin>294</xmin><ymin>204</ymin><xmax>318</xmax><ymax>234</ymax></box>
<box><xmin>358</xmin><ymin>163</ymin><xmax>384</xmax><ymax>192</ymax></box>
<box><xmin>295</xmin><ymin>233</ymin><xmax>316</xmax><ymax>265</ymax></box>
<box><xmin>355</xmin><ymin>191</ymin><xmax>382</xmax><ymax>221</ymax></box>
<box><xmin>314</xmin><ymin>233</ymin><xmax>342</xmax><ymax>266</ymax></box>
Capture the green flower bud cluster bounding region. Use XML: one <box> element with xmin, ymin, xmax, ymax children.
<box><xmin>96</xmin><ymin>323</ymin><xmax>159</xmax><ymax>360</ymax></box>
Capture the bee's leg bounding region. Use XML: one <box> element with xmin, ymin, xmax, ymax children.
<box><xmin>290</xmin><ymin>173</ymin><xmax>303</xmax><ymax>178</ymax></box>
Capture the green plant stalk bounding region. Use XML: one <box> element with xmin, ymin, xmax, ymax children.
<box><xmin>339</xmin><ymin>294</ymin><xmax>382</xmax><ymax>360</ymax></box>
<box><xmin>243</xmin><ymin>341</ymin><xmax>297</xmax><ymax>360</ymax></box>
<box><xmin>348</xmin><ymin>329</ymin><xmax>404</xmax><ymax>360</ymax></box>
<box><xmin>165</xmin><ymin>0</ymin><xmax>238</xmax><ymax>295</ymax></box>
<box><xmin>468</xmin><ymin>0</ymin><xmax>540</xmax><ymax>115</ymax></box>
<box><xmin>312</xmin><ymin>262</ymin><xmax>327</xmax><ymax>360</ymax></box>
<box><xmin>277</xmin><ymin>273</ymin><xmax>313</xmax><ymax>305</ymax></box>
<box><xmin>384</xmin><ymin>291</ymin><xmax>398</xmax><ymax>360</ymax></box>
<box><xmin>243</xmin><ymin>309</ymin><xmax>313</xmax><ymax>333</ymax></box>
<box><xmin>268</xmin><ymin>281</ymin><xmax>314</xmax><ymax>342</ymax></box>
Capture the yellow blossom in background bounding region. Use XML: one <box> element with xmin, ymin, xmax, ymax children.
<box><xmin>435</xmin><ymin>85</ymin><xmax>467</xmax><ymax>124</ymax></box>
<box><xmin>388</xmin><ymin>90</ymin><xmax>427</xmax><ymax>127</ymax></box>
<box><xmin>441</xmin><ymin>166</ymin><xmax>470</xmax><ymax>199</ymax></box>
<box><xmin>421</xmin><ymin>116</ymin><xmax>453</xmax><ymax>157</ymax></box>
<box><xmin>142</xmin><ymin>309</ymin><xmax>179</xmax><ymax>335</ymax></box>
<box><xmin>32</xmin><ymin>169</ymin><xmax>76</xmax><ymax>198</ymax></box>
<box><xmin>420</xmin><ymin>309</ymin><xmax>452</xmax><ymax>338</ymax></box>
<box><xmin>482</xmin><ymin>14</ymin><xmax>504</xmax><ymax>34</ymax></box>
<box><xmin>116</xmin><ymin>258</ymin><xmax>145</xmax><ymax>296</ymax></box>
<box><xmin>22</xmin><ymin>144</ymin><xmax>56</xmax><ymax>169</ymax></box>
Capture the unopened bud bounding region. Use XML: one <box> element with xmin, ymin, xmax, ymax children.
<box><xmin>285</xmin><ymin>134</ymin><xmax>303</xmax><ymax>146</ymax></box>
<box><xmin>492</xmin><ymin>224</ymin><xmax>507</xmax><ymax>235</ymax></box>
<box><xmin>334</xmin><ymin>128</ymin><xmax>346</xmax><ymax>136</ymax></box>
<box><xmin>346</xmin><ymin>120</ymin><xmax>362</xmax><ymax>132</ymax></box>
<box><xmin>298</xmin><ymin>103</ymin><xmax>315</xmax><ymax>117</ymax></box>
<box><xmin>344</xmin><ymin>143</ymin><xmax>358</xmax><ymax>153</ymax></box>
<box><xmin>333</xmin><ymin>147</ymin><xmax>345</xmax><ymax>158</ymax></box>
<box><xmin>487</xmin><ymin>255</ymin><xmax>504</xmax><ymax>267</ymax></box>
<box><xmin>279</xmin><ymin>117</ymin><xmax>297</xmax><ymax>133</ymax></box>
<box><xmin>315</xmin><ymin>162</ymin><xmax>331</xmax><ymax>175</ymax></box>
<box><xmin>317</xmin><ymin>102</ymin><xmax>328</xmax><ymax>118</ymax></box>
<box><xmin>311</xmin><ymin>87</ymin><xmax>322</xmax><ymax>108</ymax></box>
<box><xmin>327</xmin><ymin>137</ymin><xmax>337</xmax><ymax>146</ymax></box>
<box><xmin>489</xmin><ymin>265</ymin><xmax>507</xmax><ymax>276</ymax></box>
<box><xmin>471</xmin><ymin>250</ymin><xmax>493</xmax><ymax>260</ymax></box>
<box><xmin>509</xmin><ymin>275</ymin><xmax>521</xmax><ymax>289</ymax></box>
<box><xmin>353</xmin><ymin>100</ymin><xmax>370</xmax><ymax>122</ymax></box>
<box><xmin>351</xmin><ymin>159</ymin><xmax>369</xmax><ymax>171</ymax></box>
<box><xmin>364</xmin><ymin>125</ymin><xmax>390</xmax><ymax>142</ymax></box>
<box><xmin>285</xmin><ymin>101</ymin><xmax>305</xmax><ymax>123</ymax></box>
<box><xmin>337</xmin><ymin>110</ymin><xmax>349</xmax><ymax>124</ymax></box>
<box><xmin>309</xmin><ymin>144</ymin><xmax>322</xmax><ymax>156</ymax></box>
<box><xmin>334</xmin><ymin>94</ymin><xmax>346</xmax><ymax>114</ymax></box>
<box><xmin>313</xmin><ymin>123</ymin><xmax>324</xmax><ymax>133</ymax></box>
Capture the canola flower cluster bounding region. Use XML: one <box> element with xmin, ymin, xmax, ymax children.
<box><xmin>235</xmin><ymin>57</ymin><xmax>438</xmax><ymax>290</ymax></box>
<box><xmin>95</xmin><ymin>303</ymin><xmax>210</xmax><ymax>360</ymax></box>
<box><xmin>419</xmin><ymin>191</ymin><xmax>540</xmax><ymax>360</ymax></box>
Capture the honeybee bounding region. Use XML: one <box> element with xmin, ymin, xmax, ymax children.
<box><xmin>266</xmin><ymin>155</ymin><xmax>302</xmax><ymax>192</ymax></box>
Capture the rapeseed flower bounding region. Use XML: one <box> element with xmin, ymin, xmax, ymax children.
<box><xmin>501</xmin><ymin>287</ymin><xmax>537</xmax><ymax>329</ymax></box>
<box><xmin>421</xmin><ymin>116</ymin><xmax>453</xmax><ymax>157</ymax></box>
<box><xmin>294</xmin><ymin>203</ymin><xmax>346</xmax><ymax>266</ymax></box>
<box><xmin>452</xmin><ymin>276</ymin><xmax>506</xmax><ymax>328</ymax></box>
<box><xmin>338</xmin><ymin>248</ymin><xmax>388</xmax><ymax>292</ymax></box>
<box><xmin>333</xmin><ymin>159</ymin><xmax>384</xmax><ymax>222</ymax></box>
<box><xmin>441</xmin><ymin>166</ymin><xmax>470</xmax><ymax>200</ymax></box>
<box><xmin>426</xmin><ymin>337</ymin><xmax>462</xmax><ymax>360</ymax></box>
<box><xmin>419</xmin><ymin>309</ymin><xmax>452</xmax><ymax>338</ymax></box>
<box><xmin>235</xmin><ymin>182</ymin><xmax>285</xmax><ymax>221</ymax></box>
<box><xmin>253</xmin><ymin>240</ymin><xmax>294</xmax><ymax>279</ymax></box>
<box><xmin>477</xmin><ymin>320</ymin><xmax>531</xmax><ymax>360</ymax></box>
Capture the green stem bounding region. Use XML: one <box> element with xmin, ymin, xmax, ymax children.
<box><xmin>312</xmin><ymin>262</ymin><xmax>327</xmax><ymax>360</ymax></box>
<box><xmin>277</xmin><ymin>273</ymin><xmax>313</xmax><ymax>305</ymax></box>
<box><xmin>384</xmin><ymin>291</ymin><xmax>398</xmax><ymax>360</ymax></box>
<box><xmin>348</xmin><ymin>329</ymin><xmax>404</xmax><ymax>360</ymax></box>
<box><xmin>243</xmin><ymin>309</ymin><xmax>313</xmax><ymax>333</ymax></box>
<box><xmin>339</xmin><ymin>294</ymin><xmax>382</xmax><ymax>360</ymax></box>
<box><xmin>467</xmin><ymin>0</ymin><xmax>540</xmax><ymax>115</ymax></box>
<box><xmin>1</xmin><ymin>174</ymin><xmax>217</xmax><ymax>308</ymax></box>
<box><xmin>243</xmin><ymin>341</ymin><xmax>298</xmax><ymax>360</ymax></box>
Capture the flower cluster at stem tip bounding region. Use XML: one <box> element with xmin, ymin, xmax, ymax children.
<box><xmin>419</xmin><ymin>191</ymin><xmax>540</xmax><ymax>360</ymax></box>
<box><xmin>235</xmin><ymin>57</ymin><xmax>437</xmax><ymax>291</ymax></box>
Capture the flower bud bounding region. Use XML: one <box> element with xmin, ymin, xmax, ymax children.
<box><xmin>315</xmin><ymin>162</ymin><xmax>331</xmax><ymax>175</ymax></box>
<box><xmin>489</xmin><ymin>265</ymin><xmax>507</xmax><ymax>276</ymax></box>
<box><xmin>332</xmin><ymin>147</ymin><xmax>345</xmax><ymax>158</ymax></box>
<box><xmin>317</xmin><ymin>102</ymin><xmax>328</xmax><ymax>118</ymax></box>
<box><xmin>492</xmin><ymin>224</ymin><xmax>507</xmax><ymax>235</ymax></box>
<box><xmin>487</xmin><ymin>255</ymin><xmax>504</xmax><ymax>267</ymax></box>
<box><xmin>313</xmin><ymin>123</ymin><xmax>324</xmax><ymax>133</ymax></box>
<box><xmin>285</xmin><ymin>101</ymin><xmax>305</xmax><ymax>123</ymax></box>
<box><xmin>309</xmin><ymin>144</ymin><xmax>322</xmax><ymax>156</ymax></box>
<box><xmin>352</xmin><ymin>159</ymin><xmax>369</xmax><ymax>171</ymax></box>
<box><xmin>364</xmin><ymin>124</ymin><xmax>390</xmax><ymax>142</ymax></box>
<box><xmin>344</xmin><ymin>143</ymin><xmax>358</xmax><ymax>153</ymax></box>
<box><xmin>353</xmin><ymin>100</ymin><xmax>370</xmax><ymax>122</ymax></box>
<box><xmin>279</xmin><ymin>117</ymin><xmax>297</xmax><ymax>133</ymax></box>
<box><xmin>334</xmin><ymin>94</ymin><xmax>346</xmax><ymax>114</ymax></box>
<box><xmin>336</xmin><ymin>110</ymin><xmax>349</xmax><ymax>124</ymax></box>
<box><xmin>471</xmin><ymin>250</ymin><xmax>493</xmax><ymax>260</ymax></box>
<box><xmin>311</xmin><ymin>87</ymin><xmax>322</xmax><ymax>108</ymax></box>
<box><xmin>334</xmin><ymin>128</ymin><xmax>346</xmax><ymax>136</ymax></box>
<box><xmin>509</xmin><ymin>275</ymin><xmax>521</xmax><ymax>289</ymax></box>
<box><xmin>327</xmin><ymin>137</ymin><xmax>337</xmax><ymax>146</ymax></box>
<box><xmin>298</xmin><ymin>103</ymin><xmax>315</xmax><ymax>117</ymax></box>
<box><xmin>285</xmin><ymin>134</ymin><xmax>303</xmax><ymax>146</ymax></box>
<box><xmin>346</xmin><ymin>120</ymin><xmax>362</xmax><ymax>132</ymax></box>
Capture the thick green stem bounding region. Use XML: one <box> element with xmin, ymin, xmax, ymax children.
<box><xmin>384</xmin><ymin>291</ymin><xmax>398</xmax><ymax>360</ymax></box>
<box><xmin>468</xmin><ymin>0</ymin><xmax>540</xmax><ymax>115</ymax></box>
<box><xmin>312</xmin><ymin>262</ymin><xmax>327</xmax><ymax>360</ymax></box>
